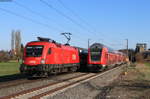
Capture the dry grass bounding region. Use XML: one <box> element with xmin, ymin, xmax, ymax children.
<box><xmin>126</xmin><ymin>63</ymin><xmax>150</xmax><ymax>81</ymax></box>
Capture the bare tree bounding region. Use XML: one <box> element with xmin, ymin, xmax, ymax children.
<box><xmin>11</xmin><ymin>30</ymin><xmax>15</xmax><ymax>56</ymax></box>
<box><xmin>10</xmin><ymin>30</ymin><xmax>15</xmax><ymax>59</ymax></box>
<box><xmin>15</xmin><ymin>30</ymin><xmax>21</xmax><ymax>59</ymax></box>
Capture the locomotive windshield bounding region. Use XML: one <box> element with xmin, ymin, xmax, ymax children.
<box><xmin>90</xmin><ymin>46</ymin><xmax>102</xmax><ymax>61</ymax></box>
<box><xmin>26</xmin><ymin>45</ymin><xmax>44</xmax><ymax>57</ymax></box>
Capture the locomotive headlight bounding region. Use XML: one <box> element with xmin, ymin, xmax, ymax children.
<box><xmin>41</xmin><ymin>59</ymin><xmax>45</xmax><ymax>64</ymax></box>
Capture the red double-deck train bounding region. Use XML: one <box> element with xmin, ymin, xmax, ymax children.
<box><xmin>20</xmin><ymin>37</ymin><xmax>80</xmax><ymax>76</ymax></box>
<box><xmin>87</xmin><ymin>43</ymin><xmax>126</xmax><ymax>71</ymax></box>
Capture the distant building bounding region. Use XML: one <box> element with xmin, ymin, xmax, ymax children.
<box><xmin>136</xmin><ymin>43</ymin><xmax>147</xmax><ymax>52</ymax></box>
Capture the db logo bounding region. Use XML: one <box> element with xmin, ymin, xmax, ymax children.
<box><xmin>72</xmin><ymin>54</ymin><xmax>76</xmax><ymax>60</ymax></box>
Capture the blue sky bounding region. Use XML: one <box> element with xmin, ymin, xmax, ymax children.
<box><xmin>0</xmin><ymin>0</ymin><xmax>150</xmax><ymax>50</ymax></box>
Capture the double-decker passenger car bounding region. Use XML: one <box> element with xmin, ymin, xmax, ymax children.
<box><xmin>87</xmin><ymin>43</ymin><xmax>126</xmax><ymax>71</ymax></box>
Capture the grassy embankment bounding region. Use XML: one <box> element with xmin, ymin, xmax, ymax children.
<box><xmin>143</xmin><ymin>62</ymin><xmax>150</xmax><ymax>80</ymax></box>
<box><xmin>127</xmin><ymin>62</ymin><xmax>150</xmax><ymax>80</ymax></box>
<box><xmin>0</xmin><ymin>61</ymin><xmax>20</xmax><ymax>76</ymax></box>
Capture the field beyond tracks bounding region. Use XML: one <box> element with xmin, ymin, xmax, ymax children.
<box><xmin>0</xmin><ymin>61</ymin><xmax>20</xmax><ymax>76</ymax></box>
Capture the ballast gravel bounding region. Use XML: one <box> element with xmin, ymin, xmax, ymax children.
<box><xmin>44</xmin><ymin>65</ymin><xmax>126</xmax><ymax>99</ymax></box>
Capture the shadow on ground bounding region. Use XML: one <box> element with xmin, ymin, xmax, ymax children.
<box><xmin>0</xmin><ymin>74</ymin><xmax>26</xmax><ymax>82</ymax></box>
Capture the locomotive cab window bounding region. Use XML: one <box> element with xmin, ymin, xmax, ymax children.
<box><xmin>90</xmin><ymin>46</ymin><xmax>102</xmax><ymax>61</ymax></box>
<box><xmin>26</xmin><ymin>45</ymin><xmax>44</xmax><ymax>57</ymax></box>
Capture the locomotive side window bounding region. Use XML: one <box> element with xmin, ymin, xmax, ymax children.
<box><xmin>26</xmin><ymin>45</ymin><xmax>44</xmax><ymax>57</ymax></box>
<box><xmin>48</xmin><ymin>48</ymin><xmax>51</xmax><ymax>54</ymax></box>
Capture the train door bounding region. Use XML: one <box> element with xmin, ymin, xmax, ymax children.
<box><xmin>45</xmin><ymin>47</ymin><xmax>53</xmax><ymax>64</ymax></box>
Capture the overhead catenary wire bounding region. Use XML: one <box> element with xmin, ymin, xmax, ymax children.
<box><xmin>14</xmin><ymin>1</ymin><xmax>91</xmax><ymax>45</ymax></box>
<box><xmin>0</xmin><ymin>8</ymin><xmax>87</xmax><ymax>47</ymax></box>
<box><xmin>13</xmin><ymin>1</ymin><xmax>88</xmax><ymax>45</ymax></box>
<box><xmin>57</xmin><ymin>0</ymin><xmax>99</xmax><ymax>34</ymax></box>
<box><xmin>13</xmin><ymin>1</ymin><xmax>66</xmax><ymax>31</ymax></box>
<box><xmin>56</xmin><ymin>0</ymin><xmax>116</xmax><ymax>45</ymax></box>
<box><xmin>1</xmin><ymin>1</ymin><xmax>116</xmax><ymax>48</ymax></box>
<box><xmin>56</xmin><ymin>0</ymin><xmax>116</xmax><ymax>47</ymax></box>
<box><xmin>0</xmin><ymin>7</ymin><xmax>63</xmax><ymax>32</ymax></box>
<box><xmin>40</xmin><ymin>0</ymin><xmax>104</xmax><ymax>48</ymax></box>
<box><xmin>40</xmin><ymin>0</ymin><xmax>96</xmax><ymax>46</ymax></box>
<box><xmin>40</xmin><ymin>0</ymin><xmax>97</xmax><ymax>37</ymax></box>
<box><xmin>58</xmin><ymin>0</ymin><xmax>113</xmax><ymax>38</ymax></box>
<box><xmin>57</xmin><ymin>0</ymin><xmax>124</xmax><ymax>45</ymax></box>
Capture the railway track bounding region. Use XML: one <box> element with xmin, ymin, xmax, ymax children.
<box><xmin>0</xmin><ymin>78</ymin><xmax>43</xmax><ymax>89</ymax></box>
<box><xmin>0</xmin><ymin>65</ymin><xmax>125</xmax><ymax>99</ymax></box>
<box><xmin>0</xmin><ymin>72</ymin><xmax>84</xmax><ymax>89</ymax></box>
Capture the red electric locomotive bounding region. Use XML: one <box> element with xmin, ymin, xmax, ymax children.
<box><xmin>20</xmin><ymin>37</ymin><xmax>80</xmax><ymax>76</ymax></box>
<box><xmin>87</xmin><ymin>43</ymin><xmax>126</xmax><ymax>72</ymax></box>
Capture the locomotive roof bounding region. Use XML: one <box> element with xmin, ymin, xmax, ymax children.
<box><xmin>90</xmin><ymin>43</ymin><xmax>115</xmax><ymax>53</ymax></box>
<box><xmin>28</xmin><ymin>37</ymin><xmax>73</xmax><ymax>46</ymax></box>
<box><xmin>90</xmin><ymin>43</ymin><xmax>125</xmax><ymax>55</ymax></box>
<box><xmin>27</xmin><ymin>40</ymin><xmax>78</xmax><ymax>50</ymax></box>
